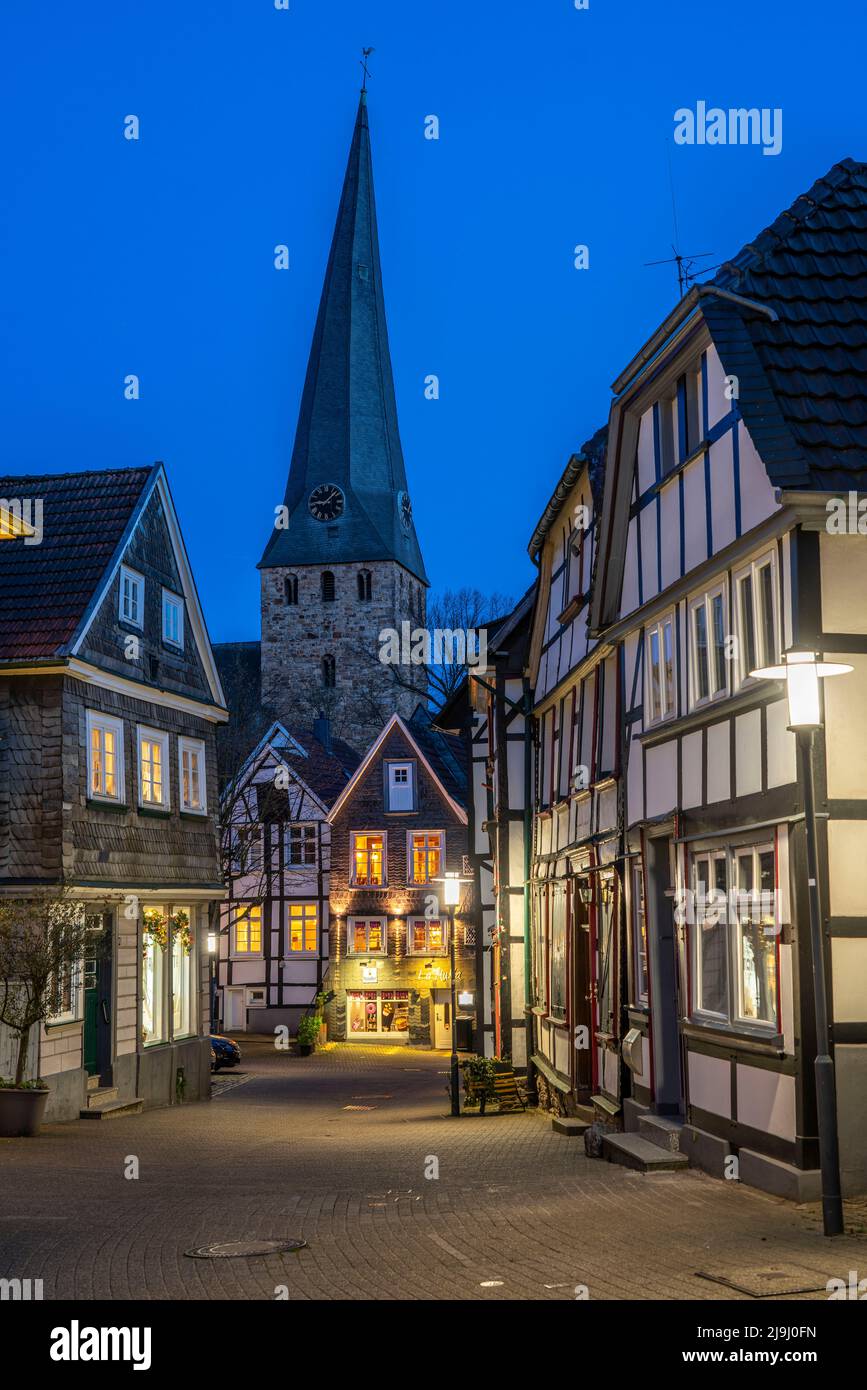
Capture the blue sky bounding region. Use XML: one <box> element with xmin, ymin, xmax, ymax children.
<box><xmin>1</xmin><ymin>0</ymin><xmax>864</xmax><ymax>640</ymax></box>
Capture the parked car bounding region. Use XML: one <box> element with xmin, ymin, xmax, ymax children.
<box><xmin>210</xmin><ymin>1034</ymin><xmax>242</xmax><ymax>1071</ymax></box>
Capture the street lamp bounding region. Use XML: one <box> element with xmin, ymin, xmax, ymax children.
<box><xmin>435</xmin><ymin>871</ymin><xmax>473</xmax><ymax>1117</ymax></box>
<box><xmin>750</xmin><ymin>649</ymin><xmax>852</xmax><ymax>1236</ymax></box>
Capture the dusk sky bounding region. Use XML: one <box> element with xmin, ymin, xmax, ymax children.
<box><xmin>1</xmin><ymin>0</ymin><xmax>863</xmax><ymax>641</ymax></box>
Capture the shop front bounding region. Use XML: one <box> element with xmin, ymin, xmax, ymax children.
<box><xmin>347</xmin><ymin>988</ymin><xmax>411</xmax><ymax>1041</ymax></box>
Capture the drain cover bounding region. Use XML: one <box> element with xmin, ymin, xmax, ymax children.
<box><xmin>696</xmin><ymin>1264</ymin><xmax>828</xmax><ymax>1297</ymax></box>
<box><xmin>185</xmin><ymin>1238</ymin><xmax>307</xmax><ymax>1260</ymax></box>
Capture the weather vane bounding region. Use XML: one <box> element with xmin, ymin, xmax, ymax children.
<box><xmin>360</xmin><ymin>47</ymin><xmax>374</xmax><ymax>93</ymax></box>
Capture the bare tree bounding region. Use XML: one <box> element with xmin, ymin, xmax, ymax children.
<box><xmin>381</xmin><ymin>587</ymin><xmax>515</xmax><ymax>711</ymax></box>
<box><xmin>0</xmin><ymin>893</ymin><xmax>98</xmax><ymax>1086</ymax></box>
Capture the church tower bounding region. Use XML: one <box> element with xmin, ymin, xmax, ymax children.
<box><xmin>259</xmin><ymin>91</ymin><xmax>427</xmax><ymax>750</ymax></box>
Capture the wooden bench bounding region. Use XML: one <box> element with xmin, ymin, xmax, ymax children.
<box><xmin>462</xmin><ymin>1063</ymin><xmax>527</xmax><ymax>1114</ymax></box>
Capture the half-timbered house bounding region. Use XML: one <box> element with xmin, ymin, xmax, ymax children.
<box><xmin>325</xmin><ymin>709</ymin><xmax>475</xmax><ymax>1048</ymax></box>
<box><xmin>590</xmin><ymin>158</ymin><xmax>867</xmax><ymax>1197</ymax></box>
<box><xmin>0</xmin><ymin>465</ymin><xmax>227</xmax><ymax>1120</ymax></box>
<box><xmin>214</xmin><ymin>716</ymin><xmax>359</xmax><ymax>1035</ymax></box>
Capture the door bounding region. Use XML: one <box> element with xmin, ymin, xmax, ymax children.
<box><xmin>387</xmin><ymin>762</ymin><xmax>413</xmax><ymax>811</ymax></box>
<box><xmin>646</xmin><ymin>834</ymin><xmax>684</xmax><ymax>1116</ymax></box>
<box><xmin>83</xmin><ymin>956</ymin><xmax>99</xmax><ymax>1076</ymax></box>
<box><xmin>433</xmin><ymin>991</ymin><xmax>451</xmax><ymax>1049</ymax></box>
<box><xmin>572</xmin><ymin>885</ymin><xmax>593</xmax><ymax>1100</ymax></box>
<box><xmin>225</xmin><ymin>988</ymin><xmax>246</xmax><ymax>1033</ymax></box>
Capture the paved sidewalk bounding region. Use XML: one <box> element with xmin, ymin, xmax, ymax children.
<box><xmin>0</xmin><ymin>1041</ymin><xmax>863</xmax><ymax>1301</ymax></box>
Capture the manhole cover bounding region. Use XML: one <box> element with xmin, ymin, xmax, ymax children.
<box><xmin>185</xmin><ymin>1238</ymin><xmax>307</xmax><ymax>1260</ymax></box>
<box><xmin>343</xmin><ymin>1104</ymin><xmax>375</xmax><ymax>1111</ymax></box>
<box><xmin>696</xmin><ymin>1264</ymin><xmax>828</xmax><ymax>1297</ymax></box>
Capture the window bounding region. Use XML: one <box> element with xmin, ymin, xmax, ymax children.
<box><xmin>357</xmin><ymin>569</ymin><xmax>372</xmax><ymax>601</ymax></box>
<box><xmin>548</xmin><ymin>884</ymin><xmax>567</xmax><ymax>1021</ymax></box>
<box><xmin>632</xmin><ymin>862</ymin><xmax>648</xmax><ymax>1005</ymax></box>
<box><xmin>162</xmin><ymin>589</ymin><xmax>184</xmax><ymax>649</ymax></box>
<box><xmin>409</xmin><ymin>831</ymin><xmax>443</xmax><ymax>884</ymax></box>
<box><xmin>137</xmin><ymin>726</ymin><xmax>169</xmax><ymax>808</ymax></box>
<box><xmin>141</xmin><ymin>916</ymin><xmax>166</xmax><ymax>1044</ymax></box>
<box><xmin>386</xmin><ymin>760</ymin><xmax>415</xmax><ymax>811</ymax></box>
<box><xmin>347</xmin><ymin>989</ymin><xmax>409</xmax><ymax>1036</ymax></box>
<box><xmin>178</xmin><ymin>737</ymin><xmax>206</xmax><ymax>813</ymax></box>
<box><xmin>735</xmin><ymin>552</ymin><xmax>778</xmax><ymax>686</ymax></box>
<box><xmin>349</xmin><ymin>918</ymin><xmax>386</xmax><ymax>954</ymax></box>
<box><xmin>50</xmin><ymin>958</ymin><xmax>81</xmax><ymax>1023</ymax></box>
<box><xmin>86</xmin><ymin>710</ymin><xmax>125</xmax><ymax>802</ymax></box>
<box><xmin>119</xmin><ymin>565</ymin><xmax>144</xmax><ymax>628</ymax></box>
<box><xmin>407</xmin><ymin>917</ymin><xmax>447</xmax><ymax>955</ymax></box>
<box><xmin>646</xmin><ymin>613</ymin><xmax>675</xmax><ymax>724</ymax></box>
<box><xmin>352</xmin><ymin>833</ymin><xmax>385</xmax><ymax>886</ymax></box>
<box><xmin>321</xmin><ymin>571</ymin><xmax>335</xmax><ymax>602</ymax></box>
<box><xmin>322</xmin><ymin>655</ymin><xmax>336</xmax><ymax>688</ymax></box>
<box><xmin>690</xmin><ymin>842</ymin><xmax>779</xmax><ymax>1031</ymax></box>
<box><xmin>171</xmin><ymin>906</ymin><xmax>193</xmax><ymax>1038</ymax></box>
<box><xmin>689</xmin><ymin>585</ymin><xmax>728</xmax><ymax>708</ymax></box>
<box><xmin>284</xmin><ymin>574</ymin><xmax>298</xmax><ymax>605</ymax></box>
<box><xmin>230</xmin><ymin>824</ymin><xmax>263</xmax><ymax>874</ymax></box>
<box><xmin>288</xmin><ymin>902</ymin><xmax>317</xmax><ymax>953</ymax></box>
<box><xmin>233</xmin><ymin>905</ymin><xmax>262</xmax><ymax>955</ymax></box>
<box><xmin>286</xmin><ymin>823</ymin><xmax>317</xmax><ymax>866</ymax></box>
<box><xmin>142</xmin><ymin>904</ymin><xmax>195</xmax><ymax>1044</ymax></box>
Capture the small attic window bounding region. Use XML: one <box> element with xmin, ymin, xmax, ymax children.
<box><xmin>356</xmin><ymin>263</ymin><xmax>369</xmax><ymax>281</ymax></box>
<box><xmin>285</xmin><ymin>574</ymin><xmax>298</xmax><ymax>605</ymax></box>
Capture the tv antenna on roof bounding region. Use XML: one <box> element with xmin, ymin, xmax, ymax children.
<box><xmin>647</xmin><ymin>143</ymin><xmax>714</xmax><ymax>298</ymax></box>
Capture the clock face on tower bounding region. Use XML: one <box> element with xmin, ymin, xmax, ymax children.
<box><xmin>308</xmin><ymin>483</ymin><xmax>345</xmax><ymax>522</ymax></box>
<box><xmin>398</xmin><ymin>490</ymin><xmax>413</xmax><ymax>531</ymax></box>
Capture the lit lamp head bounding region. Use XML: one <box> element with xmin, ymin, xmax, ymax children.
<box><xmin>207</xmin><ymin>932</ymin><xmax>217</xmax><ymax>954</ymax></box>
<box><xmin>750</xmin><ymin>650</ymin><xmax>852</xmax><ymax>730</ymax></box>
<box><xmin>434</xmin><ymin>871</ymin><xmax>472</xmax><ymax>907</ymax></box>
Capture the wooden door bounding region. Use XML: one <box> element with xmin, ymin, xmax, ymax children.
<box><xmin>573</xmin><ymin>887</ymin><xmax>593</xmax><ymax>1100</ymax></box>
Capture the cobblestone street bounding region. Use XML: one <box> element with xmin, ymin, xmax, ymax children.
<box><xmin>1</xmin><ymin>1042</ymin><xmax>864</xmax><ymax>1302</ymax></box>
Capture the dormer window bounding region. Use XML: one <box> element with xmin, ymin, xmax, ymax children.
<box><xmin>285</xmin><ymin>574</ymin><xmax>298</xmax><ymax>605</ymax></box>
<box><xmin>321</xmin><ymin>571</ymin><xmax>336</xmax><ymax>602</ymax></box>
<box><xmin>357</xmin><ymin>569</ymin><xmax>372</xmax><ymax>601</ymax></box>
<box><xmin>386</xmin><ymin>760</ymin><xmax>415</xmax><ymax>812</ymax></box>
<box><xmin>162</xmin><ymin>589</ymin><xmax>184</xmax><ymax>649</ymax></box>
<box><xmin>119</xmin><ymin>565</ymin><xmax>144</xmax><ymax>628</ymax></box>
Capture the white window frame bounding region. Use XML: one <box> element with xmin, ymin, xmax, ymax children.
<box><xmin>734</xmin><ymin>550</ymin><xmax>779</xmax><ymax>689</ymax></box>
<box><xmin>407</xmin><ymin>829</ymin><xmax>444</xmax><ymax>885</ymax></box>
<box><xmin>287</xmin><ymin>901</ymin><xmax>318</xmax><ymax>956</ymax></box>
<box><xmin>85</xmin><ymin>709</ymin><xmax>125</xmax><ymax>803</ymax></box>
<box><xmin>119</xmin><ymin>564</ymin><xmax>144</xmax><ymax>629</ymax></box>
<box><xmin>137</xmin><ymin>725</ymin><xmax>170</xmax><ymax>809</ymax></box>
<box><xmin>645</xmin><ymin>611</ymin><xmax>676</xmax><ymax>726</ymax></box>
<box><xmin>178</xmin><ymin>736</ymin><xmax>207</xmax><ymax>813</ymax></box>
<box><xmin>689</xmin><ymin>583</ymin><xmax>729</xmax><ymax>710</ymax></box>
<box><xmin>231</xmin><ymin>903</ymin><xmax>263</xmax><ymax>958</ymax></box>
<box><xmin>631</xmin><ymin>861</ymin><xmax>648</xmax><ymax>1006</ymax></box>
<box><xmin>286</xmin><ymin>822</ymin><xmax>318</xmax><ymax>867</ymax></box>
<box><xmin>161</xmin><ymin>587</ymin><xmax>184</xmax><ymax>649</ymax></box>
<box><xmin>49</xmin><ymin>958</ymin><xmax>82</xmax><ymax>1024</ymax></box>
<box><xmin>350</xmin><ymin>830</ymin><xmax>387</xmax><ymax>887</ymax></box>
<box><xmin>690</xmin><ymin>841</ymin><xmax>780</xmax><ymax>1034</ymax></box>
<box><xmin>732</xmin><ymin>843</ymin><xmax>779</xmax><ymax>1029</ymax></box>
<box><xmin>347</xmin><ymin>917</ymin><xmax>388</xmax><ymax>956</ymax></box>
<box><xmin>406</xmin><ymin>915</ymin><xmax>448</xmax><ymax>956</ymax></box>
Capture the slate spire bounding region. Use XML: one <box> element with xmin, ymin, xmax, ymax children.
<box><xmin>260</xmin><ymin>94</ymin><xmax>427</xmax><ymax>583</ymax></box>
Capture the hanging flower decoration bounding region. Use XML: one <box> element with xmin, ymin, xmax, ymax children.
<box><xmin>142</xmin><ymin>908</ymin><xmax>193</xmax><ymax>955</ymax></box>
<box><xmin>171</xmin><ymin>909</ymin><xmax>193</xmax><ymax>956</ymax></box>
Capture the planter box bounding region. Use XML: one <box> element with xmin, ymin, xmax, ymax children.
<box><xmin>298</xmin><ymin>1043</ymin><xmax>313</xmax><ymax>1057</ymax></box>
<box><xmin>0</xmin><ymin>1088</ymin><xmax>50</xmax><ymax>1137</ymax></box>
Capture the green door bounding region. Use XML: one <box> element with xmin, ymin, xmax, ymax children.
<box><xmin>83</xmin><ymin>957</ymin><xmax>99</xmax><ymax>1076</ymax></box>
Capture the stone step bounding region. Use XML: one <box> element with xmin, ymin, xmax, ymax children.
<box><xmin>84</xmin><ymin>1086</ymin><xmax>118</xmax><ymax>1109</ymax></box>
<box><xmin>639</xmin><ymin>1114</ymin><xmax>685</xmax><ymax>1151</ymax></box>
<box><xmin>602</xmin><ymin>1132</ymin><xmax>689</xmax><ymax>1173</ymax></box>
<box><xmin>552</xmin><ymin>1116</ymin><xmax>589</xmax><ymax>1138</ymax></box>
<box><xmin>79</xmin><ymin>1099</ymin><xmax>144</xmax><ymax>1121</ymax></box>
<box><xmin>86</xmin><ymin>1074</ymin><xmax>101</xmax><ymax>1091</ymax></box>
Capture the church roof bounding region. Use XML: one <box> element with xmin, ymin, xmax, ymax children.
<box><xmin>260</xmin><ymin>94</ymin><xmax>427</xmax><ymax>583</ymax></box>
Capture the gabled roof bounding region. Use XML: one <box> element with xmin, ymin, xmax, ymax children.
<box><xmin>326</xmin><ymin>712</ymin><xmax>468</xmax><ymax>824</ymax></box>
<box><xmin>222</xmin><ymin>719</ymin><xmax>362</xmax><ymax>815</ymax></box>
<box><xmin>259</xmin><ymin>94</ymin><xmax>427</xmax><ymax>584</ymax></box>
<box><xmin>0</xmin><ymin>466</ymin><xmax>154</xmax><ymax>660</ymax></box>
<box><xmin>527</xmin><ymin>426</ymin><xmax>607</xmax><ymax>561</ymax></box>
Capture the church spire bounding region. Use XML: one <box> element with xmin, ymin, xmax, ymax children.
<box><xmin>260</xmin><ymin>92</ymin><xmax>427</xmax><ymax>584</ymax></box>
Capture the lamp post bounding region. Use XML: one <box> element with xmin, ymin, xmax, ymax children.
<box><xmin>435</xmin><ymin>871</ymin><xmax>472</xmax><ymax>1117</ymax></box>
<box><xmin>750</xmin><ymin>650</ymin><xmax>852</xmax><ymax>1236</ymax></box>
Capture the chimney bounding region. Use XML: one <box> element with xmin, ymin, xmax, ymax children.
<box><xmin>313</xmin><ymin>712</ymin><xmax>332</xmax><ymax>756</ymax></box>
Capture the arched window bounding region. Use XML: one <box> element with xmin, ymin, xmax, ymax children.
<box><xmin>284</xmin><ymin>574</ymin><xmax>298</xmax><ymax>605</ymax></box>
<box><xmin>321</xmin><ymin>571</ymin><xmax>335</xmax><ymax>603</ymax></box>
<box><xmin>321</xmin><ymin>655</ymin><xmax>336</xmax><ymax>689</ymax></box>
<box><xmin>357</xmin><ymin>569</ymin><xmax>372</xmax><ymax>601</ymax></box>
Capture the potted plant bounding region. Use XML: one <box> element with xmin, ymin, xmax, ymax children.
<box><xmin>0</xmin><ymin>892</ymin><xmax>95</xmax><ymax>1137</ymax></box>
<box><xmin>461</xmin><ymin>1055</ymin><xmax>496</xmax><ymax>1114</ymax></box>
<box><xmin>296</xmin><ymin>1014</ymin><xmax>320</xmax><ymax>1056</ymax></box>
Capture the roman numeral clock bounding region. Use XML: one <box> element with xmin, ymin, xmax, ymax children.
<box><xmin>308</xmin><ymin>483</ymin><xmax>345</xmax><ymax>522</ymax></box>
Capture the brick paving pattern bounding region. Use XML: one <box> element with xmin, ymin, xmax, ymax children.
<box><xmin>0</xmin><ymin>1041</ymin><xmax>864</xmax><ymax>1301</ymax></box>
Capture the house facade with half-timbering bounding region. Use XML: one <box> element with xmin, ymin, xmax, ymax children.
<box><xmin>325</xmin><ymin>710</ymin><xmax>476</xmax><ymax>1049</ymax></box>
<box><xmin>0</xmin><ymin>464</ymin><xmax>226</xmax><ymax>1121</ymax></box>
<box><xmin>589</xmin><ymin>158</ymin><xmax>867</xmax><ymax>1198</ymax></box>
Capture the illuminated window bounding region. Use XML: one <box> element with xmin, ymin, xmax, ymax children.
<box><xmin>179</xmin><ymin>737</ymin><xmax>206</xmax><ymax>812</ymax></box>
<box><xmin>409</xmin><ymin>831</ymin><xmax>443</xmax><ymax>884</ymax></box>
<box><xmin>349</xmin><ymin>918</ymin><xmax>386</xmax><ymax>954</ymax></box>
<box><xmin>119</xmin><ymin>565</ymin><xmax>144</xmax><ymax>628</ymax></box>
<box><xmin>86</xmin><ymin>710</ymin><xmax>124</xmax><ymax>802</ymax></box>
<box><xmin>234</xmin><ymin>905</ymin><xmax>262</xmax><ymax>955</ymax></box>
<box><xmin>352</xmin><ymin>833</ymin><xmax>385</xmax><ymax>886</ymax></box>
<box><xmin>162</xmin><ymin>588</ymin><xmax>184</xmax><ymax>649</ymax></box>
<box><xmin>137</xmin><ymin>726</ymin><xmax>169</xmax><ymax>808</ymax></box>
<box><xmin>288</xmin><ymin>902</ymin><xmax>317</xmax><ymax>953</ymax></box>
<box><xmin>407</xmin><ymin>917</ymin><xmax>447</xmax><ymax>955</ymax></box>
